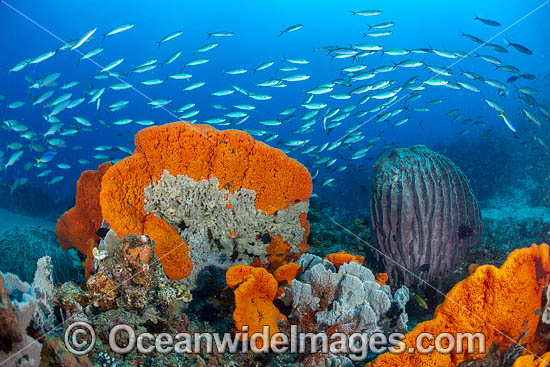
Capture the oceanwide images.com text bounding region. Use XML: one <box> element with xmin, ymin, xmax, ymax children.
<box><xmin>65</xmin><ymin>322</ymin><xmax>486</xmax><ymax>361</ymax></box>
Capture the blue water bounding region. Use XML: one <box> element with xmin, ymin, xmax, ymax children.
<box><xmin>0</xmin><ymin>0</ymin><xmax>549</xmax><ymax>211</ymax></box>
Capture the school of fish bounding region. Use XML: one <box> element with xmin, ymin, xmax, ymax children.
<box><xmin>1</xmin><ymin>7</ymin><xmax>548</xmax><ymax>193</ymax></box>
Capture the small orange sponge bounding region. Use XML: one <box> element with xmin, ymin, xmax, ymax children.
<box><xmin>226</xmin><ymin>264</ymin><xmax>283</xmax><ymax>348</ymax></box>
<box><xmin>324</xmin><ymin>251</ymin><xmax>365</xmax><ymax>269</ymax></box>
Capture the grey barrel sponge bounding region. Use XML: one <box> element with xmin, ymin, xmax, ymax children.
<box><xmin>370</xmin><ymin>145</ymin><xmax>482</xmax><ymax>285</ymax></box>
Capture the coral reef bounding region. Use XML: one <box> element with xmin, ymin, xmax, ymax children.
<box><xmin>306</xmin><ymin>200</ymin><xmax>374</xmax><ymax>263</ymax></box>
<box><xmin>281</xmin><ymin>253</ymin><xmax>409</xmax><ymax>366</ymax></box>
<box><xmin>0</xmin><ymin>226</ymin><xmax>82</xmax><ymax>284</ymax></box>
<box><xmin>51</xmin><ymin>234</ymin><xmax>249</xmax><ymax>366</ymax></box>
<box><xmin>370</xmin><ymin>145</ymin><xmax>482</xmax><ymax>285</ymax></box>
<box><xmin>370</xmin><ymin>243</ymin><xmax>550</xmax><ymax>367</ymax></box>
<box><xmin>55</xmin><ymin>162</ymin><xmax>112</xmax><ymax>277</ymax></box>
<box><xmin>99</xmin><ymin>122</ymin><xmax>312</xmax><ymax>282</ymax></box>
<box><xmin>0</xmin><ymin>273</ymin><xmax>41</xmax><ymax>367</ymax></box>
<box><xmin>84</xmin><ymin>234</ymin><xmax>191</xmax><ymax>313</ymax></box>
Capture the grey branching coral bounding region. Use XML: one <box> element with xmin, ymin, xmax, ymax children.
<box><xmin>144</xmin><ymin>171</ymin><xmax>309</xmax><ymax>288</ymax></box>
<box><xmin>0</xmin><ymin>256</ymin><xmax>54</xmax><ymax>367</ymax></box>
<box><xmin>281</xmin><ymin>254</ymin><xmax>409</xmax><ymax>366</ymax></box>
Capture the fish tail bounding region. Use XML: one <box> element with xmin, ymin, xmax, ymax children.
<box><xmin>379</xmin><ymin>50</ymin><xmax>384</xmax><ymax>57</ymax></box>
<box><xmin>361</xmin><ymin>32</ymin><xmax>366</xmax><ymax>39</ymax></box>
<box><xmin>366</xmin><ymin>23</ymin><xmax>373</xmax><ymax>30</ymax></box>
<box><xmin>349</xmin><ymin>10</ymin><xmax>356</xmax><ymax>15</ymax></box>
<box><xmin>504</xmin><ymin>38</ymin><xmax>512</xmax><ymax>47</ymax></box>
<box><xmin>206</xmin><ymin>32</ymin><xmax>212</xmax><ymax>39</ymax></box>
<box><xmin>278</xmin><ymin>31</ymin><xmax>284</xmax><ymax>37</ymax></box>
<box><xmin>156</xmin><ymin>41</ymin><xmax>161</xmax><ymax>48</ymax></box>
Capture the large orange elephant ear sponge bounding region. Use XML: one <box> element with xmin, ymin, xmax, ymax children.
<box><xmin>226</xmin><ymin>264</ymin><xmax>283</xmax><ymax>348</ymax></box>
<box><xmin>56</xmin><ymin>162</ymin><xmax>112</xmax><ymax>277</ymax></box>
<box><xmin>370</xmin><ymin>243</ymin><xmax>550</xmax><ymax>367</ymax></box>
<box><xmin>100</xmin><ymin>122</ymin><xmax>312</xmax><ymax>284</ymax></box>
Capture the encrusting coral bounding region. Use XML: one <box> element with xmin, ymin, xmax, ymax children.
<box><xmin>370</xmin><ymin>243</ymin><xmax>550</xmax><ymax>367</ymax></box>
<box><xmin>99</xmin><ymin>122</ymin><xmax>312</xmax><ymax>282</ymax></box>
<box><xmin>226</xmin><ymin>264</ymin><xmax>284</xmax><ymax>348</ymax></box>
<box><xmin>55</xmin><ymin>162</ymin><xmax>112</xmax><ymax>277</ymax></box>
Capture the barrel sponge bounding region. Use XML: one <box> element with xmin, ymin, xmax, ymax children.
<box><xmin>370</xmin><ymin>145</ymin><xmax>482</xmax><ymax>285</ymax></box>
<box><xmin>226</xmin><ymin>264</ymin><xmax>283</xmax><ymax>348</ymax></box>
<box><xmin>100</xmin><ymin>122</ymin><xmax>312</xmax><ymax>281</ymax></box>
<box><xmin>370</xmin><ymin>243</ymin><xmax>550</xmax><ymax>367</ymax></box>
<box><xmin>144</xmin><ymin>172</ymin><xmax>308</xmax><ymax>287</ymax></box>
<box><xmin>56</xmin><ymin>162</ymin><xmax>112</xmax><ymax>277</ymax></box>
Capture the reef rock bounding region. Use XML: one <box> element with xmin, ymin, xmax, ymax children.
<box><xmin>370</xmin><ymin>145</ymin><xmax>482</xmax><ymax>285</ymax></box>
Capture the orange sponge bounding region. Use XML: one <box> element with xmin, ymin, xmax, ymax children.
<box><xmin>513</xmin><ymin>352</ymin><xmax>550</xmax><ymax>367</ymax></box>
<box><xmin>226</xmin><ymin>264</ymin><xmax>283</xmax><ymax>348</ymax></box>
<box><xmin>100</xmin><ymin>122</ymin><xmax>312</xmax><ymax>280</ymax></box>
<box><xmin>370</xmin><ymin>244</ymin><xmax>550</xmax><ymax>367</ymax></box>
<box><xmin>324</xmin><ymin>251</ymin><xmax>365</xmax><ymax>269</ymax></box>
<box><xmin>56</xmin><ymin>162</ymin><xmax>112</xmax><ymax>277</ymax></box>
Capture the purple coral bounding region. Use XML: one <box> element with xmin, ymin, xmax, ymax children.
<box><xmin>370</xmin><ymin>145</ymin><xmax>482</xmax><ymax>285</ymax></box>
